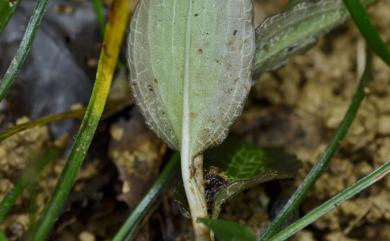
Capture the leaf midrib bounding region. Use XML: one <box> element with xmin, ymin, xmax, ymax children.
<box><xmin>181</xmin><ymin>0</ymin><xmax>193</xmax><ymax>160</ymax></box>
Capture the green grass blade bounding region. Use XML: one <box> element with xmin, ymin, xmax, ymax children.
<box><xmin>0</xmin><ymin>231</ymin><xmax>7</xmax><ymax>241</ymax></box>
<box><xmin>91</xmin><ymin>0</ymin><xmax>105</xmax><ymax>34</ymax></box>
<box><xmin>269</xmin><ymin>160</ymin><xmax>390</xmax><ymax>241</ymax></box>
<box><xmin>0</xmin><ymin>97</ymin><xmax>128</xmax><ymax>143</ymax></box>
<box><xmin>0</xmin><ymin>148</ymin><xmax>59</xmax><ymax>222</ymax></box>
<box><xmin>259</xmin><ymin>50</ymin><xmax>373</xmax><ymax>241</ymax></box>
<box><xmin>0</xmin><ymin>0</ymin><xmax>50</xmax><ymax>101</ymax></box>
<box><xmin>0</xmin><ymin>0</ymin><xmax>22</xmax><ymax>32</ymax></box>
<box><xmin>112</xmin><ymin>154</ymin><xmax>180</xmax><ymax>241</ymax></box>
<box><xmin>343</xmin><ymin>0</ymin><xmax>390</xmax><ymax>65</ymax></box>
<box><xmin>27</xmin><ymin>0</ymin><xmax>131</xmax><ymax>240</ymax></box>
<box><xmin>0</xmin><ymin>109</ymin><xmax>84</xmax><ymax>142</ymax></box>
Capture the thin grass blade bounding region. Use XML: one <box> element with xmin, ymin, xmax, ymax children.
<box><xmin>112</xmin><ymin>154</ymin><xmax>180</xmax><ymax>241</ymax></box>
<box><xmin>269</xmin><ymin>160</ymin><xmax>390</xmax><ymax>241</ymax></box>
<box><xmin>0</xmin><ymin>109</ymin><xmax>84</xmax><ymax>142</ymax></box>
<box><xmin>91</xmin><ymin>0</ymin><xmax>105</xmax><ymax>34</ymax></box>
<box><xmin>27</xmin><ymin>0</ymin><xmax>131</xmax><ymax>240</ymax></box>
<box><xmin>259</xmin><ymin>50</ymin><xmax>373</xmax><ymax>241</ymax></box>
<box><xmin>0</xmin><ymin>0</ymin><xmax>50</xmax><ymax>101</ymax></box>
<box><xmin>0</xmin><ymin>96</ymin><xmax>131</xmax><ymax>142</ymax></box>
<box><xmin>0</xmin><ymin>231</ymin><xmax>7</xmax><ymax>241</ymax></box>
<box><xmin>0</xmin><ymin>148</ymin><xmax>59</xmax><ymax>222</ymax></box>
<box><xmin>343</xmin><ymin>0</ymin><xmax>390</xmax><ymax>65</ymax></box>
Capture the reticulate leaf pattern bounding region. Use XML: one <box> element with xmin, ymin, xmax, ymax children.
<box><xmin>198</xmin><ymin>218</ymin><xmax>256</xmax><ymax>241</ymax></box>
<box><xmin>205</xmin><ymin>139</ymin><xmax>301</xmax><ymax>218</ymax></box>
<box><xmin>127</xmin><ymin>0</ymin><xmax>255</xmax><ymax>158</ymax></box>
<box><xmin>254</xmin><ymin>0</ymin><xmax>374</xmax><ymax>74</ymax></box>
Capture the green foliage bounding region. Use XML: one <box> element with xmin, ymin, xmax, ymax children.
<box><xmin>254</xmin><ymin>0</ymin><xmax>375</xmax><ymax>74</ymax></box>
<box><xmin>174</xmin><ymin>139</ymin><xmax>300</xmax><ymax>219</ymax></box>
<box><xmin>128</xmin><ymin>1</ymin><xmax>255</xmax><ymax>158</ymax></box>
<box><xmin>128</xmin><ymin>2</ymin><xmax>256</xmax><ymax>239</ymax></box>
<box><xmin>0</xmin><ymin>109</ymin><xmax>84</xmax><ymax>142</ymax></box>
<box><xmin>206</xmin><ymin>139</ymin><xmax>300</xmax><ymax>218</ymax></box>
<box><xmin>199</xmin><ymin>160</ymin><xmax>390</xmax><ymax>241</ymax></box>
<box><xmin>269</xmin><ymin>160</ymin><xmax>390</xmax><ymax>241</ymax></box>
<box><xmin>0</xmin><ymin>1</ymin><xmax>386</xmax><ymax>241</ymax></box>
<box><xmin>343</xmin><ymin>0</ymin><xmax>390</xmax><ymax>65</ymax></box>
<box><xmin>199</xmin><ymin>218</ymin><xmax>257</xmax><ymax>241</ymax></box>
<box><xmin>0</xmin><ymin>0</ymin><xmax>50</xmax><ymax>102</ymax></box>
<box><xmin>0</xmin><ymin>231</ymin><xmax>7</xmax><ymax>241</ymax></box>
<box><xmin>0</xmin><ymin>0</ymin><xmax>22</xmax><ymax>32</ymax></box>
<box><xmin>91</xmin><ymin>0</ymin><xmax>105</xmax><ymax>34</ymax></box>
<box><xmin>259</xmin><ymin>50</ymin><xmax>374</xmax><ymax>241</ymax></box>
<box><xmin>224</xmin><ymin>144</ymin><xmax>300</xmax><ymax>180</ymax></box>
<box><xmin>27</xmin><ymin>1</ymin><xmax>131</xmax><ymax>240</ymax></box>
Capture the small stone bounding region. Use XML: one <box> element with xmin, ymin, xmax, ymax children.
<box><xmin>110</xmin><ymin>126</ymin><xmax>124</xmax><ymax>141</ymax></box>
<box><xmin>79</xmin><ymin>231</ymin><xmax>95</xmax><ymax>241</ymax></box>
<box><xmin>378</xmin><ymin>116</ymin><xmax>390</xmax><ymax>135</ymax></box>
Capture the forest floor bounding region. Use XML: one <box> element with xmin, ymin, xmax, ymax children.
<box><xmin>0</xmin><ymin>0</ymin><xmax>389</xmax><ymax>241</ymax></box>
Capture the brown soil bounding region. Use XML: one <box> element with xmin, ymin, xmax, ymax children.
<box><xmin>224</xmin><ymin>0</ymin><xmax>390</xmax><ymax>240</ymax></box>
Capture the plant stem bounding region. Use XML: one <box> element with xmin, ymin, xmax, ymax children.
<box><xmin>259</xmin><ymin>50</ymin><xmax>373</xmax><ymax>241</ymax></box>
<box><xmin>269</xmin><ymin>160</ymin><xmax>390</xmax><ymax>241</ymax></box>
<box><xmin>0</xmin><ymin>0</ymin><xmax>50</xmax><ymax>102</ymax></box>
<box><xmin>0</xmin><ymin>148</ymin><xmax>58</xmax><ymax>222</ymax></box>
<box><xmin>27</xmin><ymin>0</ymin><xmax>130</xmax><ymax>240</ymax></box>
<box><xmin>182</xmin><ymin>154</ymin><xmax>211</xmax><ymax>241</ymax></box>
<box><xmin>112</xmin><ymin>154</ymin><xmax>180</xmax><ymax>241</ymax></box>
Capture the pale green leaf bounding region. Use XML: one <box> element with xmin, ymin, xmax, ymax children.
<box><xmin>127</xmin><ymin>0</ymin><xmax>255</xmax><ymax>158</ymax></box>
<box><xmin>254</xmin><ymin>0</ymin><xmax>375</xmax><ymax>74</ymax></box>
<box><xmin>128</xmin><ymin>3</ymin><xmax>255</xmax><ymax>237</ymax></box>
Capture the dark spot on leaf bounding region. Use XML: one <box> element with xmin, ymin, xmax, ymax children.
<box><xmin>194</xmin><ymin>13</ymin><xmax>199</xmax><ymax>17</ymax></box>
<box><xmin>198</xmin><ymin>48</ymin><xmax>203</xmax><ymax>54</ymax></box>
<box><xmin>287</xmin><ymin>46</ymin><xmax>297</xmax><ymax>53</ymax></box>
<box><xmin>233</xmin><ymin>30</ymin><xmax>238</xmax><ymax>36</ymax></box>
